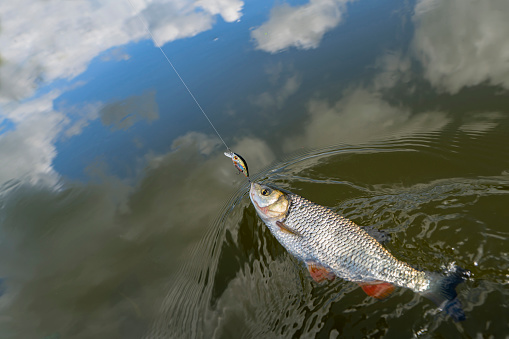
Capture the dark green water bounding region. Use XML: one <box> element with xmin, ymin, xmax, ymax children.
<box><xmin>1</xmin><ymin>0</ymin><xmax>508</xmax><ymax>338</ymax></box>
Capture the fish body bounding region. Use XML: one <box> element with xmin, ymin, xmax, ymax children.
<box><xmin>250</xmin><ymin>182</ymin><xmax>467</xmax><ymax>320</ymax></box>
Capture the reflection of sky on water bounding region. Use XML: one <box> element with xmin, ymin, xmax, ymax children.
<box><xmin>413</xmin><ymin>0</ymin><xmax>509</xmax><ymax>94</ymax></box>
<box><xmin>251</xmin><ymin>0</ymin><xmax>353</xmax><ymax>53</ymax></box>
<box><xmin>0</xmin><ymin>0</ymin><xmax>251</xmax><ymax>185</ymax></box>
<box><xmin>0</xmin><ymin>0</ymin><xmax>508</xmax><ymax>185</ymax></box>
<box><xmin>283</xmin><ymin>88</ymin><xmax>450</xmax><ymax>151</ymax></box>
<box><xmin>1</xmin><ymin>0</ymin><xmax>509</xmax><ymax>335</ymax></box>
<box><xmin>0</xmin><ymin>131</ymin><xmax>275</xmax><ymax>338</ymax></box>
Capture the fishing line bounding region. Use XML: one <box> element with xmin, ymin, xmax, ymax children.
<box><xmin>126</xmin><ymin>0</ymin><xmax>230</xmax><ymax>151</ymax></box>
<box><xmin>126</xmin><ymin>0</ymin><xmax>250</xmax><ymax>180</ymax></box>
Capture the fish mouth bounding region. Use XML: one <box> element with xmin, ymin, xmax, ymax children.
<box><xmin>251</xmin><ymin>193</ymin><xmax>267</xmax><ymax>214</ymax></box>
<box><xmin>250</xmin><ymin>183</ymin><xmax>268</xmax><ymax>215</ymax></box>
<box><xmin>249</xmin><ymin>182</ymin><xmax>259</xmax><ymax>202</ymax></box>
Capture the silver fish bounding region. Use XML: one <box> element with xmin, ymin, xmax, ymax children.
<box><xmin>250</xmin><ymin>182</ymin><xmax>468</xmax><ymax>321</ymax></box>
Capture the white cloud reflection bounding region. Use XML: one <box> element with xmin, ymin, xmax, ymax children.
<box><xmin>412</xmin><ymin>0</ymin><xmax>509</xmax><ymax>93</ymax></box>
<box><xmin>0</xmin><ymin>131</ymin><xmax>273</xmax><ymax>338</ymax></box>
<box><xmin>0</xmin><ymin>0</ymin><xmax>244</xmax><ymax>102</ymax></box>
<box><xmin>372</xmin><ymin>51</ymin><xmax>412</xmax><ymax>91</ymax></box>
<box><xmin>251</xmin><ymin>0</ymin><xmax>351</xmax><ymax>53</ymax></box>
<box><xmin>0</xmin><ymin>0</ymin><xmax>244</xmax><ymax>186</ymax></box>
<box><xmin>195</xmin><ymin>0</ymin><xmax>244</xmax><ymax>22</ymax></box>
<box><xmin>0</xmin><ymin>90</ymin><xmax>164</xmax><ymax>187</ymax></box>
<box><xmin>0</xmin><ymin>91</ymin><xmax>65</xmax><ymax>187</ymax></box>
<box><xmin>458</xmin><ymin>112</ymin><xmax>506</xmax><ymax>137</ymax></box>
<box><xmin>284</xmin><ymin>88</ymin><xmax>450</xmax><ymax>151</ymax></box>
<box><xmin>62</xmin><ymin>102</ymin><xmax>102</xmax><ymax>139</ymax></box>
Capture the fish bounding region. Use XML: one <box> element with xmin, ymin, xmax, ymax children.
<box><xmin>250</xmin><ymin>182</ymin><xmax>469</xmax><ymax>321</ymax></box>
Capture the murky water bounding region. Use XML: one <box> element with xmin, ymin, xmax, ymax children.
<box><xmin>1</xmin><ymin>0</ymin><xmax>509</xmax><ymax>338</ymax></box>
<box><xmin>146</xmin><ymin>132</ymin><xmax>509</xmax><ymax>338</ymax></box>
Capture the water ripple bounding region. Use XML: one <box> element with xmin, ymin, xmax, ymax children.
<box><xmin>146</xmin><ymin>134</ymin><xmax>509</xmax><ymax>337</ymax></box>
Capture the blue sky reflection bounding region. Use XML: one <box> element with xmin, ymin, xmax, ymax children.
<box><xmin>0</xmin><ymin>0</ymin><xmax>248</xmax><ymax>185</ymax></box>
<box><xmin>1</xmin><ymin>0</ymin><xmax>508</xmax><ymax>187</ymax></box>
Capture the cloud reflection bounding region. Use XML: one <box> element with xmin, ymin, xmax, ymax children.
<box><xmin>251</xmin><ymin>70</ymin><xmax>302</xmax><ymax>110</ymax></box>
<box><xmin>412</xmin><ymin>0</ymin><xmax>509</xmax><ymax>93</ymax></box>
<box><xmin>62</xmin><ymin>102</ymin><xmax>102</xmax><ymax>138</ymax></box>
<box><xmin>284</xmin><ymin>88</ymin><xmax>450</xmax><ymax>151</ymax></box>
<box><xmin>0</xmin><ymin>91</ymin><xmax>65</xmax><ymax>187</ymax></box>
<box><xmin>100</xmin><ymin>91</ymin><xmax>159</xmax><ymax>130</ymax></box>
<box><xmin>0</xmin><ymin>89</ymin><xmax>162</xmax><ymax>187</ymax></box>
<box><xmin>0</xmin><ymin>0</ymin><xmax>244</xmax><ymax>102</ymax></box>
<box><xmin>0</xmin><ymin>0</ymin><xmax>245</xmax><ymax>188</ymax></box>
<box><xmin>251</xmin><ymin>0</ymin><xmax>351</xmax><ymax>53</ymax></box>
<box><xmin>0</xmin><ymin>131</ymin><xmax>272</xmax><ymax>338</ymax></box>
<box><xmin>372</xmin><ymin>51</ymin><xmax>412</xmax><ymax>91</ymax></box>
<box><xmin>458</xmin><ymin>112</ymin><xmax>506</xmax><ymax>137</ymax></box>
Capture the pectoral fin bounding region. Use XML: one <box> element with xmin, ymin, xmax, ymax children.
<box><xmin>358</xmin><ymin>281</ymin><xmax>395</xmax><ymax>299</ymax></box>
<box><xmin>305</xmin><ymin>261</ymin><xmax>336</xmax><ymax>283</ymax></box>
<box><xmin>276</xmin><ymin>221</ymin><xmax>300</xmax><ymax>236</ymax></box>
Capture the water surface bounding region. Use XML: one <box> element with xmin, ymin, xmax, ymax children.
<box><xmin>0</xmin><ymin>0</ymin><xmax>508</xmax><ymax>338</ymax></box>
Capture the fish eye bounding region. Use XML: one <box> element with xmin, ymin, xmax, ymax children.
<box><xmin>261</xmin><ymin>188</ymin><xmax>271</xmax><ymax>196</ymax></box>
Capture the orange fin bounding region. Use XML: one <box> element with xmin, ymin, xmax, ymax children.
<box><xmin>358</xmin><ymin>281</ymin><xmax>395</xmax><ymax>299</ymax></box>
<box><xmin>276</xmin><ymin>221</ymin><xmax>300</xmax><ymax>236</ymax></box>
<box><xmin>305</xmin><ymin>261</ymin><xmax>336</xmax><ymax>283</ymax></box>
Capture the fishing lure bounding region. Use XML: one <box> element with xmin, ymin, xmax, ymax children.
<box><xmin>224</xmin><ymin>151</ymin><xmax>249</xmax><ymax>179</ymax></box>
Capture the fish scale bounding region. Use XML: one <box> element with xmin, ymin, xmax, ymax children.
<box><xmin>249</xmin><ymin>182</ymin><xmax>468</xmax><ymax>321</ymax></box>
<box><xmin>278</xmin><ymin>191</ymin><xmax>429</xmax><ymax>292</ymax></box>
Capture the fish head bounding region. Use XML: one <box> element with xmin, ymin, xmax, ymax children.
<box><xmin>250</xmin><ymin>182</ymin><xmax>289</xmax><ymax>222</ymax></box>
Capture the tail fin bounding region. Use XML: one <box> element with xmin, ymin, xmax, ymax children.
<box><xmin>423</xmin><ymin>266</ymin><xmax>469</xmax><ymax>322</ymax></box>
